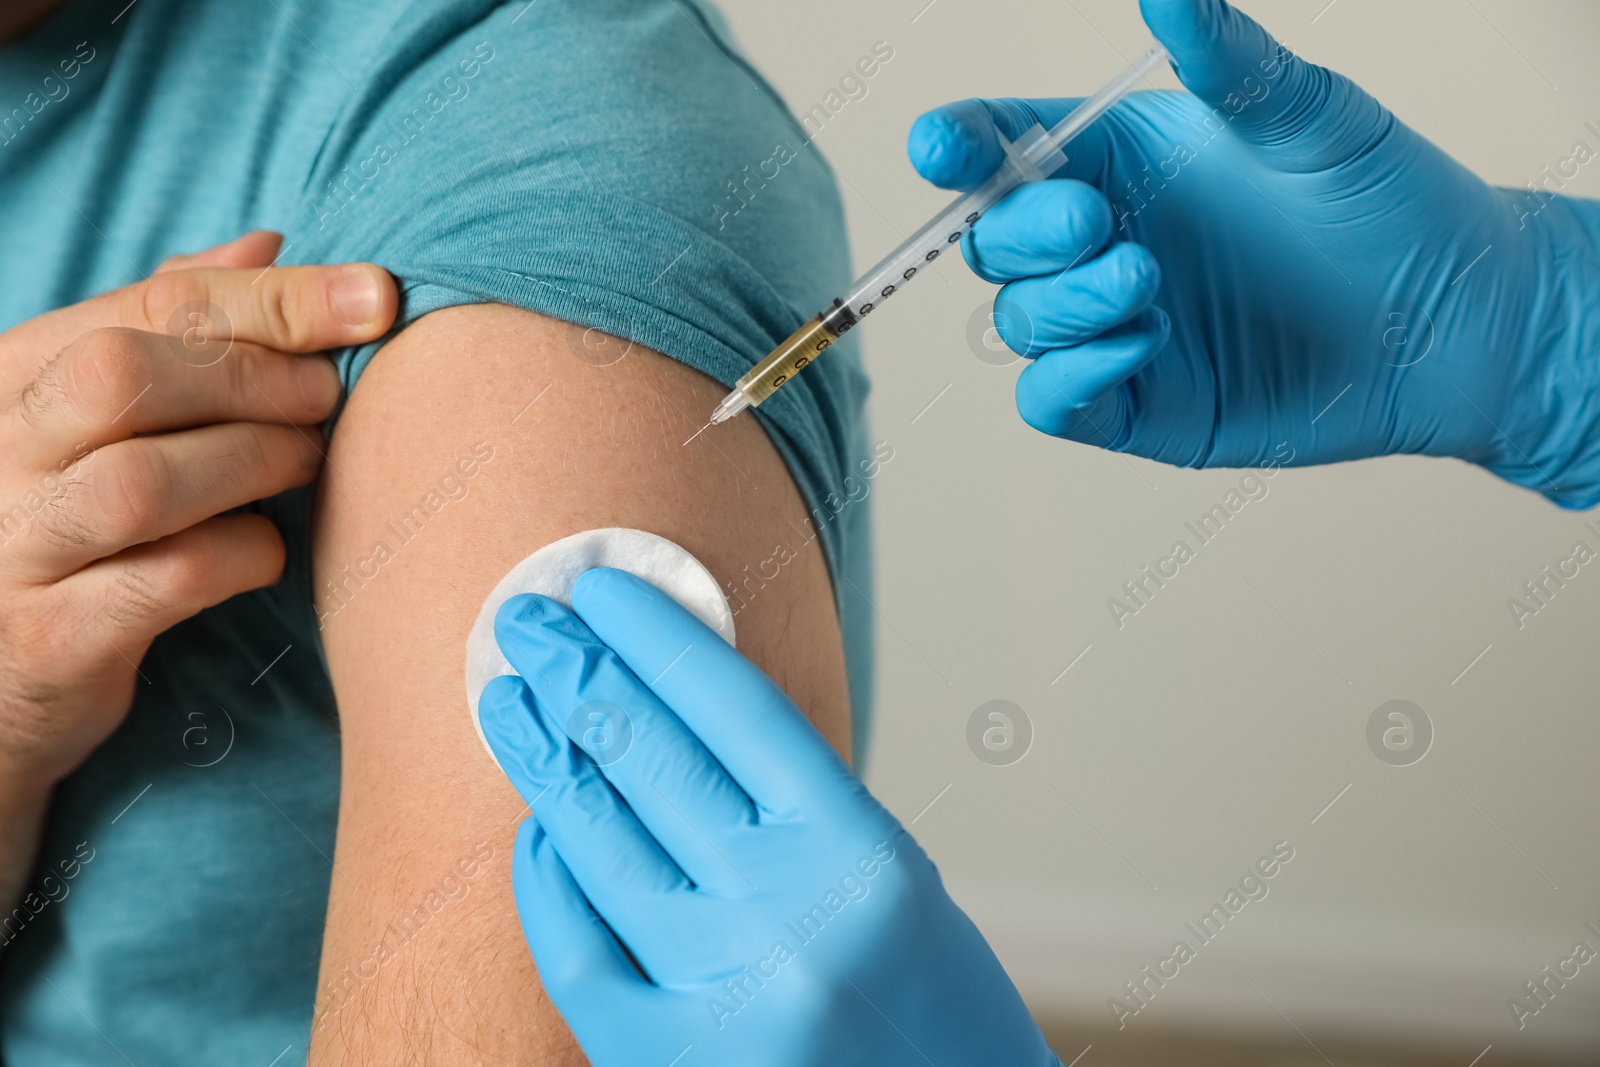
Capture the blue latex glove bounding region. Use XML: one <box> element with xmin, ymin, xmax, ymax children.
<box><xmin>478</xmin><ymin>568</ymin><xmax>1061</xmax><ymax>1067</ymax></box>
<box><xmin>909</xmin><ymin>0</ymin><xmax>1600</xmax><ymax>508</ymax></box>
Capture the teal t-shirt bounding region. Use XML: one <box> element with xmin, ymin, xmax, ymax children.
<box><xmin>0</xmin><ymin>1</ymin><xmax>872</xmax><ymax>1063</ymax></box>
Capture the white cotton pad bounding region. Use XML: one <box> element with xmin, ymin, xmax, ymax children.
<box><xmin>464</xmin><ymin>527</ymin><xmax>736</xmax><ymax>766</ymax></box>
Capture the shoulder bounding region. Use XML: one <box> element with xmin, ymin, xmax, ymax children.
<box><xmin>287</xmin><ymin>1</ymin><xmax>871</xmax><ymax>590</ymax></box>
<box><xmin>288</xmin><ymin>0</ymin><xmax>849</xmax><ymax>302</ymax></box>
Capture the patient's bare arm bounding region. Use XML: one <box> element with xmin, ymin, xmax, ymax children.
<box><xmin>308</xmin><ymin>303</ymin><xmax>850</xmax><ymax>1063</ymax></box>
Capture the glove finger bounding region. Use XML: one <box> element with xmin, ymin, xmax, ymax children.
<box><xmin>1139</xmin><ymin>0</ymin><xmax>1391</xmax><ymax>171</ymax></box>
<box><xmin>571</xmin><ymin>567</ymin><xmax>857</xmax><ymax>816</ymax></box>
<box><xmin>962</xmin><ymin>179</ymin><xmax>1114</xmax><ymax>284</ymax></box>
<box><xmin>908</xmin><ymin>95</ymin><xmax>1112</xmax><ymax>191</ymax></box>
<box><xmin>491</xmin><ymin>592</ymin><xmax>759</xmax><ymax>889</ymax></box>
<box><xmin>479</xmin><ymin>673</ymin><xmax>691</xmax><ymax>933</ymax></box>
<box><xmin>993</xmin><ymin>242</ymin><xmax>1161</xmax><ymax>357</ymax></box>
<box><xmin>512</xmin><ymin>818</ymin><xmax>646</xmax><ymax>1006</ymax></box>
<box><xmin>1014</xmin><ymin>308</ymin><xmax>1170</xmax><ymax>445</ymax></box>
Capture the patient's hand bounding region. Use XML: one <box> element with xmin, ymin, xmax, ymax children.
<box><xmin>479</xmin><ymin>569</ymin><xmax>1060</xmax><ymax>1067</ymax></box>
<box><xmin>0</xmin><ymin>232</ymin><xmax>395</xmax><ymax>910</ymax></box>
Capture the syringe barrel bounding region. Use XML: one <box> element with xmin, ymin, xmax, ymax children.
<box><xmin>730</xmin><ymin>312</ymin><xmax>840</xmax><ymax>406</ymax></box>
<box><xmin>838</xmin><ymin>165</ymin><xmax>1023</xmax><ymax>318</ymax></box>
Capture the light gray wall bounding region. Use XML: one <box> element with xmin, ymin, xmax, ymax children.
<box><xmin>711</xmin><ymin>0</ymin><xmax>1600</xmax><ymax>1056</ymax></box>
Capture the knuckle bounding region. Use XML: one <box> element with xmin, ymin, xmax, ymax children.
<box><xmin>102</xmin><ymin>564</ymin><xmax>169</xmax><ymax>632</ymax></box>
<box><xmin>258</xmin><ymin>280</ymin><xmax>305</xmax><ymax>349</ymax></box>
<box><xmin>29</xmin><ymin>486</ymin><xmax>100</xmax><ymax>551</ymax></box>
<box><xmin>65</xmin><ymin>328</ymin><xmax>154</xmax><ymax>418</ymax></box>
<box><xmin>221</xmin><ymin>340</ymin><xmax>252</xmax><ymax>399</ymax></box>
<box><xmin>230</xmin><ymin>425</ymin><xmax>276</xmax><ymax>481</ymax></box>
<box><xmin>1106</xmin><ymin>245</ymin><xmax>1155</xmax><ymax>299</ymax></box>
<box><xmin>92</xmin><ymin>447</ymin><xmax>167</xmax><ymax>542</ymax></box>
<box><xmin>216</xmin><ymin>342</ymin><xmax>265</xmax><ymax>412</ymax></box>
<box><xmin>135</xmin><ymin>268</ymin><xmax>196</xmax><ymax>333</ymax></box>
<box><xmin>15</xmin><ymin>350</ymin><xmax>72</xmax><ymax>432</ymax></box>
<box><xmin>17</xmin><ymin>329</ymin><xmax>158</xmax><ymax>435</ymax></box>
<box><xmin>225</xmin><ymin>426</ymin><xmax>307</xmax><ymax>497</ymax></box>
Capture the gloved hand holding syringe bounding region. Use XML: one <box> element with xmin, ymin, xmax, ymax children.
<box><xmin>694</xmin><ymin>42</ymin><xmax>1170</xmax><ymax>436</ymax></box>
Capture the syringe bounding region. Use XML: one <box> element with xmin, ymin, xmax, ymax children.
<box><xmin>703</xmin><ymin>43</ymin><xmax>1170</xmax><ymax>430</ymax></box>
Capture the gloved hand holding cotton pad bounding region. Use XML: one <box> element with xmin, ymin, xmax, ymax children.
<box><xmin>462</xmin><ymin>527</ymin><xmax>736</xmax><ymax>768</ymax></box>
<box><xmin>471</xmin><ymin>530</ymin><xmax>1063</xmax><ymax>1067</ymax></box>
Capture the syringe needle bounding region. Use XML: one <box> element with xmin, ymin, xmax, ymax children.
<box><xmin>682</xmin><ymin>420</ymin><xmax>713</xmax><ymax>446</ymax></box>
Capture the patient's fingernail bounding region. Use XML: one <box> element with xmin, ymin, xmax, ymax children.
<box><xmin>330</xmin><ymin>266</ymin><xmax>381</xmax><ymax>327</ymax></box>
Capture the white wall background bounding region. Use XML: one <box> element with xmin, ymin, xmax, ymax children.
<box><xmin>711</xmin><ymin>0</ymin><xmax>1600</xmax><ymax>1060</ymax></box>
